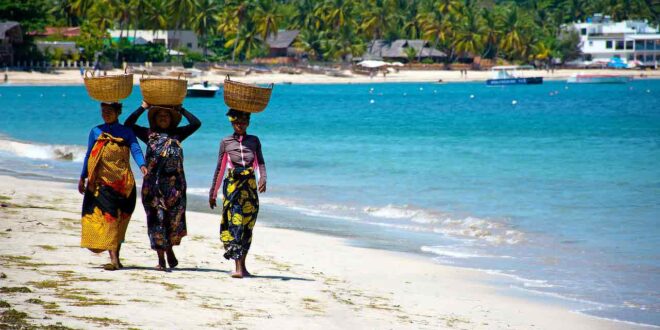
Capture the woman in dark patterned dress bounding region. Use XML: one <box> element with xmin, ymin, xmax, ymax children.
<box><xmin>209</xmin><ymin>109</ymin><xmax>267</xmax><ymax>278</ymax></box>
<box><xmin>125</xmin><ymin>101</ymin><xmax>201</xmax><ymax>270</ymax></box>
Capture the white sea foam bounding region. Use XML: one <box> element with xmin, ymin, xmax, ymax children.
<box><xmin>421</xmin><ymin>245</ymin><xmax>515</xmax><ymax>259</ymax></box>
<box><xmin>364</xmin><ymin>204</ymin><xmax>525</xmax><ymax>245</ymax></box>
<box><xmin>0</xmin><ymin>138</ymin><xmax>86</xmax><ymax>162</ymax></box>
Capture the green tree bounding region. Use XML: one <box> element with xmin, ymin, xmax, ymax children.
<box><xmin>192</xmin><ymin>0</ymin><xmax>222</xmax><ymax>57</ymax></box>
<box><xmin>254</xmin><ymin>0</ymin><xmax>283</xmax><ymax>40</ymax></box>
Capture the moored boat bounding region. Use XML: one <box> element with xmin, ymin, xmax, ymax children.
<box><xmin>566</xmin><ymin>73</ymin><xmax>632</xmax><ymax>84</ymax></box>
<box><xmin>486</xmin><ymin>65</ymin><xmax>543</xmax><ymax>86</ymax></box>
<box><xmin>186</xmin><ymin>82</ymin><xmax>219</xmax><ymax>97</ymax></box>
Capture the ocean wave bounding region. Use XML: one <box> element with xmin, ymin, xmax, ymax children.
<box><xmin>364</xmin><ymin>204</ymin><xmax>525</xmax><ymax>245</ymax></box>
<box><xmin>0</xmin><ymin>138</ymin><xmax>86</xmax><ymax>162</ymax></box>
<box><xmin>421</xmin><ymin>245</ymin><xmax>514</xmax><ymax>259</ymax></box>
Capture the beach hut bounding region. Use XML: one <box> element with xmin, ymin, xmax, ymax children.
<box><xmin>0</xmin><ymin>21</ymin><xmax>22</xmax><ymax>66</ymax></box>
<box><xmin>363</xmin><ymin>39</ymin><xmax>446</xmax><ymax>63</ymax></box>
<box><xmin>265</xmin><ymin>30</ymin><xmax>300</xmax><ymax>58</ymax></box>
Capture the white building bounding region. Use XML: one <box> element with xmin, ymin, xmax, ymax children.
<box><xmin>108</xmin><ymin>30</ymin><xmax>203</xmax><ymax>53</ymax></box>
<box><xmin>569</xmin><ymin>14</ymin><xmax>659</xmax><ymax>66</ymax></box>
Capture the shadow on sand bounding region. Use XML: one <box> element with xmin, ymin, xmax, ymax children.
<box><xmin>116</xmin><ymin>266</ymin><xmax>314</xmax><ymax>281</ymax></box>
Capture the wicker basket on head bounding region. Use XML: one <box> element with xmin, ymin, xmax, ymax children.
<box><xmin>223</xmin><ymin>75</ymin><xmax>274</xmax><ymax>113</ymax></box>
<box><xmin>83</xmin><ymin>68</ymin><xmax>133</xmax><ymax>102</ymax></box>
<box><xmin>140</xmin><ymin>72</ymin><xmax>187</xmax><ymax>106</ymax></box>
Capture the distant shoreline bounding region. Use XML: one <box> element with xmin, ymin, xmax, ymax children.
<box><xmin>2</xmin><ymin>68</ymin><xmax>659</xmax><ymax>86</ymax></box>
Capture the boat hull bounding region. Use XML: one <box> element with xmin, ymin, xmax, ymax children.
<box><xmin>186</xmin><ymin>89</ymin><xmax>217</xmax><ymax>97</ymax></box>
<box><xmin>566</xmin><ymin>76</ymin><xmax>631</xmax><ymax>84</ymax></box>
<box><xmin>486</xmin><ymin>77</ymin><xmax>543</xmax><ymax>85</ymax></box>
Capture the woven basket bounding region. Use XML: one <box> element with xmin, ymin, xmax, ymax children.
<box><xmin>140</xmin><ymin>72</ymin><xmax>187</xmax><ymax>106</ymax></box>
<box><xmin>83</xmin><ymin>68</ymin><xmax>133</xmax><ymax>102</ymax></box>
<box><xmin>223</xmin><ymin>76</ymin><xmax>274</xmax><ymax>113</ymax></box>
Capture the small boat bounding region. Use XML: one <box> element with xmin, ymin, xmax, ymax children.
<box><xmin>486</xmin><ymin>65</ymin><xmax>543</xmax><ymax>86</ymax></box>
<box><xmin>186</xmin><ymin>82</ymin><xmax>219</xmax><ymax>97</ymax></box>
<box><xmin>566</xmin><ymin>73</ymin><xmax>632</xmax><ymax>84</ymax></box>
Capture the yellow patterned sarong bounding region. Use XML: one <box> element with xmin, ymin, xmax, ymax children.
<box><xmin>81</xmin><ymin>133</ymin><xmax>136</xmax><ymax>251</ymax></box>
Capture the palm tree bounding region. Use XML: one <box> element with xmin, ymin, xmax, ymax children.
<box><xmin>322</xmin><ymin>22</ymin><xmax>364</xmax><ymax>62</ymax></box>
<box><xmin>498</xmin><ymin>6</ymin><xmax>530</xmax><ymax>61</ymax></box>
<box><xmin>254</xmin><ymin>0</ymin><xmax>283</xmax><ymax>40</ymax></box>
<box><xmin>225</xmin><ymin>20</ymin><xmax>266</xmax><ymax>61</ymax></box>
<box><xmin>71</xmin><ymin>0</ymin><xmax>94</xmax><ymax>20</ymax></box>
<box><xmin>360</xmin><ymin>0</ymin><xmax>397</xmax><ymax>41</ymax></box>
<box><xmin>294</xmin><ymin>29</ymin><xmax>326</xmax><ymax>61</ymax></box>
<box><xmin>143</xmin><ymin>0</ymin><xmax>170</xmax><ymax>31</ymax></box>
<box><xmin>316</xmin><ymin>0</ymin><xmax>354</xmax><ymax>29</ymax></box>
<box><xmin>453</xmin><ymin>5</ymin><xmax>484</xmax><ymax>59</ymax></box>
<box><xmin>419</xmin><ymin>11</ymin><xmax>447</xmax><ymax>59</ymax></box>
<box><xmin>169</xmin><ymin>0</ymin><xmax>197</xmax><ymax>30</ymax></box>
<box><xmin>291</xmin><ymin>0</ymin><xmax>321</xmax><ymax>30</ymax></box>
<box><xmin>224</xmin><ymin>0</ymin><xmax>257</xmax><ymax>62</ymax></box>
<box><xmin>88</xmin><ymin>2</ymin><xmax>116</xmax><ymax>32</ymax></box>
<box><xmin>193</xmin><ymin>0</ymin><xmax>222</xmax><ymax>57</ymax></box>
<box><xmin>479</xmin><ymin>8</ymin><xmax>500</xmax><ymax>59</ymax></box>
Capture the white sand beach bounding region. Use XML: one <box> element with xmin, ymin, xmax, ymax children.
<box><xmin>3</xmin><ymin>67</ymin><xmax>659</xmax><ymax>86</ymax></box>
<box><xmin>0</xmin><ymin>175</ymin><xmax>646</xmax><ymax>329</ymax></box>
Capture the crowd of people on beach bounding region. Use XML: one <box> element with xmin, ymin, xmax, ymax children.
<box><xmin>78</xmin><ymin>100</ymin><xmax>267</xmax><ymax>278</ymax></box>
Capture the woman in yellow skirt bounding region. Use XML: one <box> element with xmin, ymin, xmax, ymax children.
<box><xmin>78</xmin><ymin>102</ymin><xmax>147</xmax><ymax>270</ymax></box>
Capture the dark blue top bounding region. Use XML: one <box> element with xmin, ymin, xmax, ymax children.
<box><xmin>80</xmin><ymin>122</ymin><xmax>146</xmax><ymax>179</ymax></box>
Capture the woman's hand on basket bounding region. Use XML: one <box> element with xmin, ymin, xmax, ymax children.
<box><xmin>78</xmin><ymin>178</ymin><xmax>86</xmax><ymax>195</ymax></box>
<box><xmin>140</xmin><ymin>166</ymin><xmax>148</xmax><ymax>176</ymax></box>
<box><xmin>209</xmin><ymin>198</ymin><xmax>217</xmax><ymax>209</ymax></box>
<box><xmin>141</xmin><ymin>100</ymin><xmax>150</xmax><ymax>109</ymax></box>
<box><xmin>258</xmin><ymin>179</ymin><xmax>266</xmax><ymax>193</ymax></box>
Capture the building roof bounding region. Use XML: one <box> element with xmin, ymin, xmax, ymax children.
<box><xmin>29</xmin><ymin>26</ymin><xmax>81</xmax><ymax>38</ymax></box>
<box><xmin>365</xmin><ymin>39</ymin><xmax>446</xmax><ymax>59</ymax></box>
<box><xmin>266</xmin><ymin>30</ymin><xmax>300</xmax><ymax>49</ymax></box>
<box><xmin>35</xmin><ymin>41</ymin><xmax>79</xmax><ymax>53</ymax></box>
<box><xmin>0</xmin><ymin>21</ymin><xmax>22</xmax><ymax>41</ymax></box>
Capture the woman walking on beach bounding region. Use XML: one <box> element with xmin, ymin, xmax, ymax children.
<box><xmin>125</xmin><ymin>101</ymin><xmax>201</xmax><ymax>270</ymax></box>
<box><xmin>209</xmin><ymin>109</ymin><xmax>267</xmax><ymax>278</ymax></box>
<box><xmin>79</xmin><ymin>102</ymin><xmax>147</xmax><ymax>270</ymax></box>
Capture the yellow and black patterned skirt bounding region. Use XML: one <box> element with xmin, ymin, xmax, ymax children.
<box><xmin>220</xmin><ymin>167</ymin><xmax>259</xmax><ymax>260</ymax></box>
<box><xmin>81</xmin><ymin>133</ymin><xmax>136</xmax><ymax>251</ymax></box>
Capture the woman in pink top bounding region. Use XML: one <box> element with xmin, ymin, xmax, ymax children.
<box><xmin>209</xmin><ymin>109</ymin><xmax>267</xmax><ymax>278</ymax></box>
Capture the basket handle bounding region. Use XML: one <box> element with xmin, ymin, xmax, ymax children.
<box><xmin>225</xmin><ymin>75</ymin><xmax>231</xmax><ymax>81</ymax></box>
<box><xmin>84</xmin><ymin>70</ymin><xmax>94</xmax><ymax>78</ymax></box>
<box><xmin>178</xmin><ymin>73</ymin><xmax>183</xmax><ymax>80</ymax></box>
<box><xmin>141</xmin><ymin>70</ymin><xmax>150</xmax><ymax>79</ymax></box>
<box><xmin>124</xmin><ymin>66</ymin><xmax>129</xmax><ymax>75</ymax></box>
<box><xmin>268</xmin><ymin>83</ymin><xmax>274</xmax><ymax>89</ymax></box>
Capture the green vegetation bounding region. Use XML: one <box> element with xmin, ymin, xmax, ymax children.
<box><xmin>0</xmin><ymin>300</ymin><xmax>10</xmax><ymax>308</ymax></box>
<box><xmin>0</xmin><ymin>309</ymin><xmax>29</xmax><ymax>327</ymax></box>
<box><xmin>26</xmin><ymin>298</ymin><xmax>60</xmax><ymax>311</ymax></box>
<box><xmin>72</xmin><ymin>316</ymin><xmax>128</xmax><ymax>327</ymax></box>
<box><xmin>1</xmin><ymin>0</ymin><xmax>658</xmax><ymax>65</ymax></box>
<box><xmin>28</xmin><ymin>280</ymin><xmax>66</xmax><ymax>289</ymax></box>
<box><xmin>36</xmin><ymin>245</ymin><xmax>58</xmax><ymax>251</ymax></box>
<box><xmin>0</xmin><ymin>287</ymin><xmax>32</xmax><ymax>294</ymax></box>
<box><xmin>0</xmin><ymin>255</ymin><xmax>53</xmax><ymax>267</ymax></box>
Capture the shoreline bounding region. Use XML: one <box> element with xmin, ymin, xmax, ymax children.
<box><xmin>2</xmin><ymin>68</ymin><xmax>659</xmax><ymax>86</ymax></box>
<box><xmin>0</xmin><ymin>174</ymin><xmax>649</xmax><ymax>329</ymax></box>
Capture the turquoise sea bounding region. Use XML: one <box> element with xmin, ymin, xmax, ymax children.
<box><xmin>0</xmin><ymin>80</ymin><xmax>658</xmax><ymax>326</ymax></box>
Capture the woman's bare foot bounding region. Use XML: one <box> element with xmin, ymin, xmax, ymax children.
<box><xmin>166</xmin><ymin>250</ymin><xmax>178</xmax><ymax>269</ymax></box>
<box><xmin>103</xmin><ymin>263</ymin><xmax>119</xmax><ymax>271</ymax></box>
<box><xmin>155</xmin><ymin>258</ymin><xmax>167</xmax><ymax>271</ymax></box>
<box><xmin>230</xmin><ymin>271</ymin><xmax>243</xmax><ymax>278</ymax></box>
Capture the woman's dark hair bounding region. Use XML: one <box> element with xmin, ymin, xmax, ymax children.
<box><xmin>226</xmin><ymin>108</ymin><xmax>250</xmax><ymax>122</ymax></box>
<box><xmin>101</xmin><ymin>102</ymin><xmax>123</xmax><ymax>114</ymax></box>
